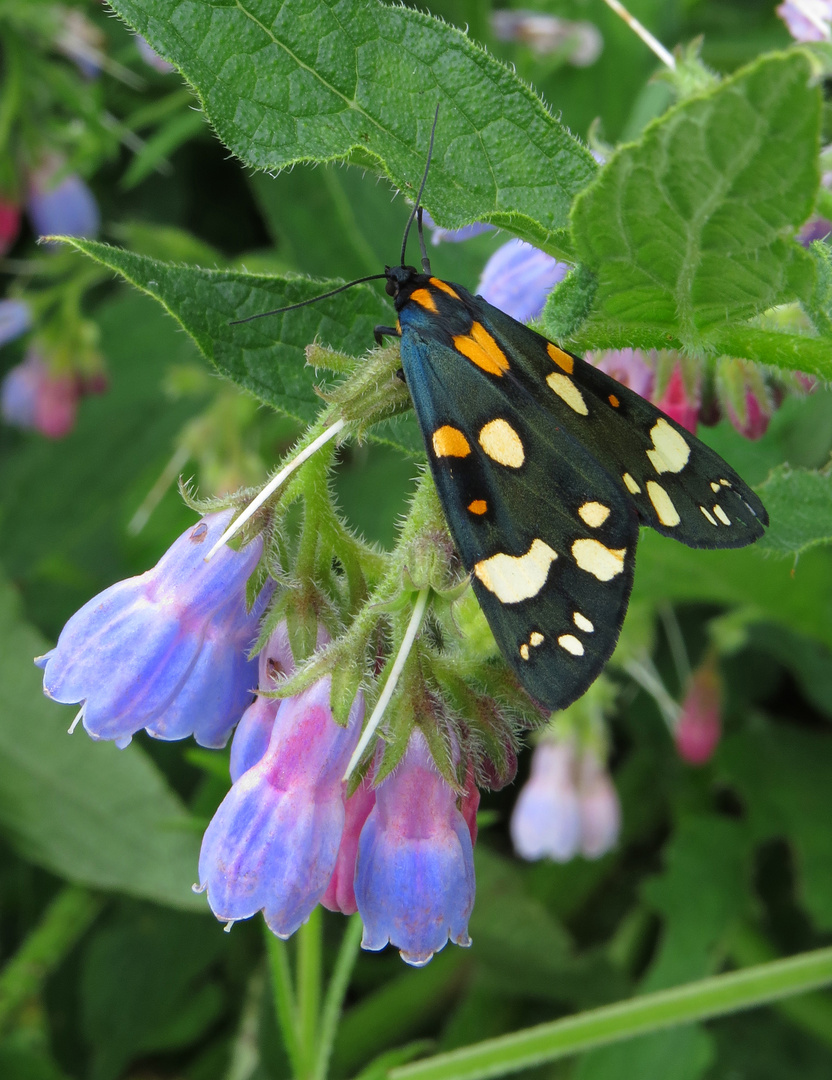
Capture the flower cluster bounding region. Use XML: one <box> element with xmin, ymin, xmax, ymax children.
<box><xmin>510</xmin><ymin>739</ymin><xmax>620</xmax><ymax>862</ymax></box>
<box><xmin>38</xmin><ymin>510</ymin><xmax>480</xmax><ymax>966</ymax></box>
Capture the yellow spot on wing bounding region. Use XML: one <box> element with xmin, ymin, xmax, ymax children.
<box><xmin>578</xmin><ymin>501</ymin><xmax>610</xmax><ymax>528</ymax></box>
<box><xmin>547</xmin><ymin>342</ymin><xmax>574</xmax><ymax>374</ymax></box>
<box><xmin>546</xmin><ymin>372</ymin><xmax>588</xmax><ymax>415</ymax></box>
<box><xmin>571</xmin><ymin>539</ymin><xmax>626</xmax><ymax>581</ymax></box>
<box><xmin>713</xmin><ymin>504</ymin><xmax>731</xmax><ymax>525</ymax></box>
<box><xmin>530</xmin><ymin>631</ymin><xmax>544</xmax><ymax>647</ymax></box>
<box><xmin>558</xmin><ymin>634</ymin><xmax>584</xmax><ymax>656</ymax></box>
<box><xmin>479</xmin><ymin>418</ymin><xmax>525</xmax><ymax>468</ymax></box>
<box><xmin>710</xmin><ymin>482</ymin><xmax>721</xmax><ymax>493</ymax></box>
<box><xmin>719</xmin><ymin>478</ymin><xmax>731</xmax><ymax>487</ymax></box>
<box><xmin>520</xmin><ymin>644</ymin><xmax>530</xmax><ymax>660</ymax></box>
<box><xmin>453</xmin><ymin>322</ymin><xmax>509</xmax><ymax>377</ymax></box>
<box><xmin>646</xmin><ymin>418</ymin><xmax>690</xmax><ymax>474</ymax></box>
<box><xmin>573</xmin><ymin>612</ymin><xmax>594</xmax><ymax>633</ymax></box>
<box><xmin>432</xmin><ymin>426</ymin><xmax>471</xmax><ymax>458</ymax></box>
<box><xmin>646</xmin><ymin>481</ymin><xmax>680</xmax><ymax>527</ymax></box>
<box><xmin>429</xmin><ymin>277</ymin><xmax>460</xmax><ymax>298</ymax></box>
<box><xmin>700</xmin><ymin>506</ymin><xmax>718</xmax><ymax>526</ymax></box>
<box><xmin>623</xmin><ymin>473</ymin><xmax>641</xmax><ymax>495</ymax></box>
<box><xmin>474</xmin><ymin>539</ymin><xmax>558</xmax><ymax>603</ymax></box>
<box><xmin>410</xmin><ymin>288</ymin><xmax>438</xmax><ymax>313</ymax></box>
<box><xmin>468</xmin><ymin>499</ymin><xmax>488</xmax><ymax>515</ymax></box>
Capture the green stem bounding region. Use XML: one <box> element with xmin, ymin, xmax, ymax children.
<box><xmin>388</xmin><ymin>947</ymin><xmax>832</xmax><ymax>1080</ymax></box>
<box><xmin>297</xmin><ymin>907</ymin><xmax>323</xmax><ymax>1079</ymax></box>
<box><xmin>264</xmin><ymin>928</ymin><xmax>303</xmax><ymax>1079</ymax></box>
<box><xmin>0</xmin><ymin>885</ymin><xmax>103</xmax><ymax>1033</ymax></box>
<box><xmin>314</xmin><ymin>914</ymin><xmax>364</xmax><ymax>1080</ymax></box>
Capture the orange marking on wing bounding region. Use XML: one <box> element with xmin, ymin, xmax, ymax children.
<box><xmin>608</xmin><ymin>394</ymin><xmax>620</xmax><ymax>408</ymax></box>
<box><xmin>453</xmin><ymin>322</ymin><xmax>509</xmax><ymax>377</ymax></box>
<box><xmin>410</xmin><ymin>288</ymin><xmax>438</xmax><ymax>313</ymax></box>
<box><xmin>429</xmin><ymin>277</ymin><xmax>460</xmax><ymax>299</ymax></box>
<box><xmin>547</xmin><ymin>342</ymin><xmax>574</xmax><ymax>374</ymax></box>
<box><xmin>467</xmin><ymin>499</ymin><xmax>488</xmax><ymax>515</ymax></box>
<box><xmin>432</xmin><ymin>426</ymin><xmax>471</xmax><ymax>458</ymax></box>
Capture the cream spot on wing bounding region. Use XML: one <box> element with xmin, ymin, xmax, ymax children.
<box><xmin>529</xmin><ymin>631</ymin><xmax>544</xmax><ymax>647</ymax></box>
<box><xmin>520</xmin><ymin>643</ymin><xmax>530</xmax><ymax>660</ymax></box>
<box><xmin>646</xmin><ymin>418</ymin><xmax>691</xmax><ymax>474</ymax></box>
<box><xmin>558</xmin><ymin>634</ymin><xmax>584</xmax><ymax>656</ymax></box>
<box><xmin>474</xmin><ymin>539</ymin><xmax>558</xmax><ymax>603</ymax></box>
<box><xmin>479</xmin><ymin>418</ymin><xmax>524</xmax><ymax>468</ymax></box>
<box><xmin>578</xmin><ymin>501</ymin><xmax>610</xmax><ymax>528</ymax></box>
<box><xmin>719</xmin><ymin>478</ymin><xmax>731</xmax><ymax>487</ymax></box>
<box><xmin>713</xmin><ymin>504</ymin><xmax>731</xmax><ymax>525</ymax></box>
<box><xmin>432</xmin><ymin>425</ymin><xmax>471</xmax><ymax>458</ymax></box>
<box><xmin>546</xmin><ymin>372</ymin><xmax>588</xmax><ymax>415</ymax></box>
<box><xmin>623</xmin><ymin>472</ymin><xmax>641</xmax><ymax>494</ymax></box>
<box><xmin>546</xmin><ymin>342</ymin><xmax>574</xmax><ymax>373</ymax></box>
<box><xmin>710</xmin><ymin>482</ymin><xmax>721</xmax><ymax>493</ymax></box>
<box><xmin>646</xmin><ymin>481</ymin><xmax>681</xmax><ymax>527</ymax></box>
<box><xmin>573</xmin><ymin>612</ymin><xmax>594</xmax><ymax>633</ymax></box>
<box><xmin>571</xmin><ymin>539</ymin><xmax>626</xmax><ymax>581</ymax></box>
<box><xmin>700</xmin><ymin>505</ymin><xmax>718</xmax><ymax>526</ymax></box>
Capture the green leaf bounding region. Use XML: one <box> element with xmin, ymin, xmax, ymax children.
<box><xmin>720</xmin><ymin>727</ymin><xmax>832</xmax><ymax>932</ymax></box>
<box><xmin>59</xmin><ymin>238</ymin><xmax>387</xmax><ymax>423</ymax></box>
<box><xmin>571</xmin><ymin>51</ymin><xmax>820</xmax><ymax>350</ymax></box>
<box><xmin>755</xmin><ymin>464</ymin><xmax>832</xmax><ymax>557</ymax></box>
<box><xmin>0</xmin><ymin>576</ymin><xmax>204</xmax><ymax>911</ymax></box>
<box><xmin>106</xmin><ymin>0</ymin><xmax>595</xmax><ymax>252</ymax></box>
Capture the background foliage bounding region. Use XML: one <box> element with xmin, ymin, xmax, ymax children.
<box><xmin>2</xmin><ymin>1</ymin><xmax>832</xmax><ymax>1079</ymax></box>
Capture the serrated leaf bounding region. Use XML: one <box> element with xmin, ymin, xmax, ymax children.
<box><xmin>107</xmin><ymin>0</ymin><xmax>595</xmax><ymax>252</ymax></box>
<box><xmin>756</xmin><ymin>464</ymin><xmax>832</xmax><ymax>557</ymax></box>
<box><xmin>0</xmin><ymin>577</ymin><xmax>203</xmax><ymax>910</ymax></box>
<box><xmin>571</xmin><ymin>51</ymin><xmax>820</xmax><ymax>349</ymax></box>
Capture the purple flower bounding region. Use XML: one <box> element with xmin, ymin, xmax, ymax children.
<box><xmin>777</xmin><ymin>0</ymin><xmax>832</xmax><ymax>41</ymax></box>
<box><xmin>229</xmin><ymin>620</ymin><xmax>330</xmax><ymax>782</ymax></box>
<box><xmin>0</xmin><ymin>300</ymin><xmax>32</xmax><ymax>348</ymax></box>
<box><xmin>511</xmin><ymin>740</ymin><xmax>620</xmax><ymax>862</ymax></box>
<box><xmin>198</xmin><ymin>677</ymin><xmax>365</xmax><ymax>937</ymax></box>
<box><xmin>27</xmin><ymin>161</ymin><xmax>100</xmax><ymax>241</ymax></box>
<box><xmin>1</xmin><ymin>350</ymin><xmax>79</xmax><ymax>438</ymax></box>
<box><xmin>355</xmin><ymin>728</ymin><xmax>475</xmax><ymax>967</ymax></box>
<box><xmin>477</xmin><ymin>239</ymin><xmax>570</xmax><ymax>322</ymax></box>
<box><xmin>37</xmin><ymin>512</ymin><xmax>267</xmax><ymax>748</ymax></box>
<box><xmin>587</xmin><ymin>348</ymin><xmax>654</xmax><ymax>401</ymax></box>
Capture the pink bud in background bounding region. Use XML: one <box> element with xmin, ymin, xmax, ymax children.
<box><xmin>653</xmin><ymin>362</ymin><xmax>699</xmax><ymax>434</ymax></box>
<box><xmin>588</xmin><ymin>348</ymin><xmax>654</xmax><ymax>401</ymax></box>
<box><xmin>675</xmin><ymin>659</ymin><xmax>722</xmax><ymax>765</ymax></box>
<box><xmin>0</xmin><ymin>197</ymin><xmax>21</xmax><ymax>255</ymax></box>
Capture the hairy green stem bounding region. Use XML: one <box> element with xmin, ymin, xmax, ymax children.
<box><xmin>388</xmin><ymin>947</ymin><xmax>832</xmax><ymax>1080</ymax></box>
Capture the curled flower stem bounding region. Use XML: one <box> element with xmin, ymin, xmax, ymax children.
<box><xmin>623</xmin><ymin>657</ymin><xmax>681</xmax><ymax>729</ymax></box>
<box><xmin>343</xmin><ymin>586</ymin><xmax>431</xmax><ymax>781</ymax></box>
<box><xmin>601</xmin><ymin>0</ymin><xmax>676</xmax><ymax>70</ymax></box>
<box><xmin>128</xmin><ymin>442</ymin><xmax>192</xmax><ymax>535</ymax></box>
<box><xmin>206</xmin><ymin>417</ymin><xmax>347</xmax><ymax>560</ymax></box>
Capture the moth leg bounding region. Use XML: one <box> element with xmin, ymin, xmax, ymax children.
<box><xmin>374</xmin><ymin>325</ymin><xmax>400</xmax><ymax>346</ymax></box>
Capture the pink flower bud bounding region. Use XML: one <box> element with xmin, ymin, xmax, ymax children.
<box><xmin>321</xmin><ymin>781</ymin><xmax>376</xmax><ymax>915</ymax></box>
<box><xmin>675</xmin><ymin>659</ymin><xmax>722</xmax><ymax>765</ymax></box>
<box><xmin>653</xmin><ymin>363</ymin><xmax>699</xmax><ymax>434</ymax></box>
<box><xmin>0</xmin><ymin>197</ymin><xmax>21</xmax><ymax>255</ymax></box>
<box><xmin>588</xmin><ymin>348</ymin><xmax>654</xmax><ymax>401</ymax></box>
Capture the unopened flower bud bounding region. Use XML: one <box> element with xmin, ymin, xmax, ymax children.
<box><xmin>675</xmin><ymin>658</ymin><xmax>722</xmax><ymax>765</ymax></box>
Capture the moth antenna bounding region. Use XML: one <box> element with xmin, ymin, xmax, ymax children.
<box><xmin>400</xmin><ymin>103</ymin><xmax>440</xmax><ymax>267</ymax></box>
<box><xmin>417</xmin><ymin>207</ymin><xmax>432</xmax><ymax>274</ymax></box>
<box><xmin>229</xmin><ymin>274</ymin><xmax>387</xmax><ymax>325</ymax></box>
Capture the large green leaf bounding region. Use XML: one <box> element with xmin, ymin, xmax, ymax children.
<box><xmin>569</xmin><ymin>51</ymin><xmax>819</xmax><ymax>353</ymax></box>
<box><xmin>0</xmin><ymin>577</ymin><xmax>203</xmax><ymax>910</ymax></box>
<box><xmin>107</xmin><ymin>0</ymin><xmax>596</xmax><ymax>253</ymax></box>
<box><xmin>756</xmin><ymin>464</ymin><xmax>832</xmax><ymax>558</ymax></box>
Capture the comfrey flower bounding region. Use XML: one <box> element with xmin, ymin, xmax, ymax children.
<box><xmin>27</xmin><ymin>160</ymin><xmax>100</xmax><ymax>241</ymax></box>
<box><xmin>777</xmin><ymin>0</ymin><xmax>832</xmax><ymax>41</ymax></box>
<box><xmin>0</xmin><ymin>299</ymin><xmax>32</xmax><ymax>348</ymax></box>
<box><xmin>1</xmin><ymin>350</ymin><xmax>79</xmax><ymax>439</ymax></box>
<box><xmin>477</xmin><ymin>238</ymin><xmax>571</xmax><ymax>323</ymax></box>
<box><xmin>653</xmin><ymin>360</ymin><xmax>700</xmax><ymax>435</ymax></box>
<box><xmin>588</xmin><ymin>348</ymin><xmax>654</xmax><ymax>401</ymax></box>
<box><xmin>37</xmin><ymin>511</ymin><xmax>267</xmax><ymax>748</ymax></box>
<box><xmin>355</xmin><ymin>728</ymin><xmax>476</xmax><ymax>967</ymax></box>
<box><xmin>511</xmin><ymin>740</ymin><xmax>620</xmax><ymax>862</ymax></box>
<box><xmin>198</xmin><ymin>676</ymin><xmax>365</xmax><ymax>938</ymax></box>
<box><xmin>675</xmin><ymin>657</ymin><xmax>722</xmax><ymax>765</ymax></box>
